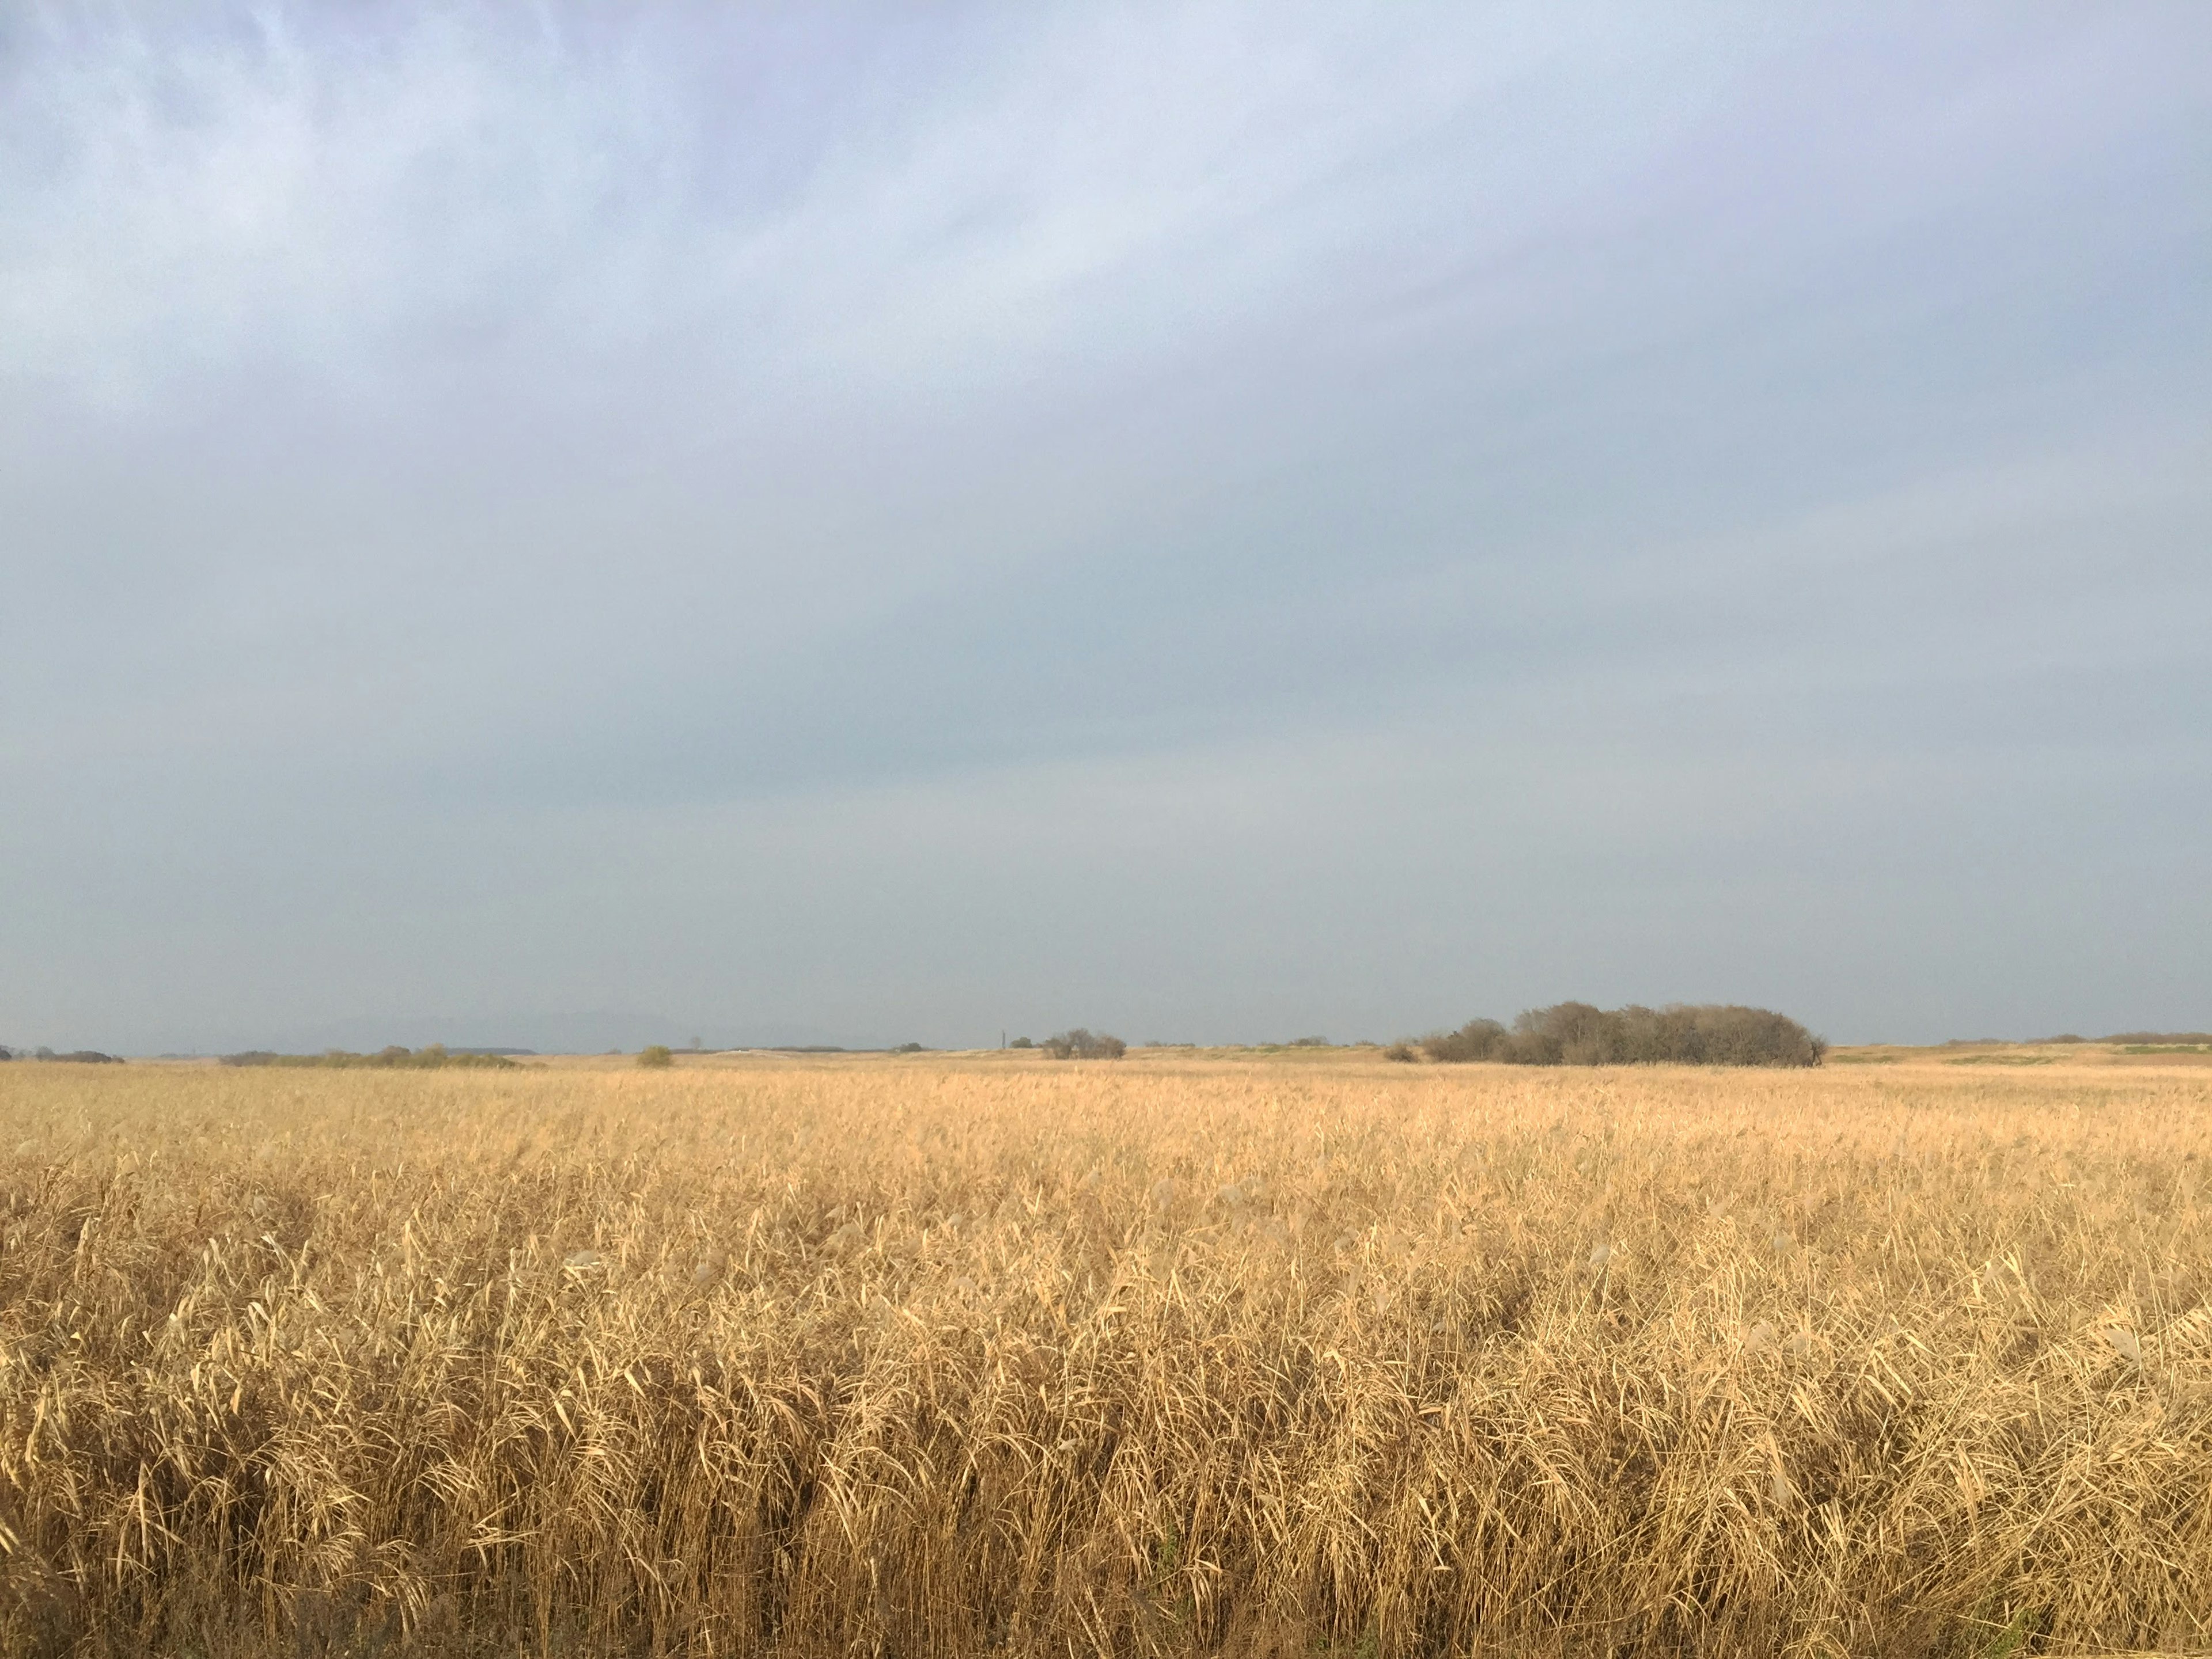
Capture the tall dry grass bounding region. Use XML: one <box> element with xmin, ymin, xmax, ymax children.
<box><xmin>1</xmin><ymin>1053</ymin><xmax>2207</xmax><ymax>1657</ymax></box>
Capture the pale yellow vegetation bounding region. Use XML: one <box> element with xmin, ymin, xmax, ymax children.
<box><xmin>1</xmin><ymin>1052</ymin><xmax>2207</xmax><ymax>1657</ymax></box>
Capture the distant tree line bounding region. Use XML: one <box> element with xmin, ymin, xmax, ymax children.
<box><xmin>0</xmin><ymin>1047</ymin><xmax>122</xmax><ymax>1063</ymax></box>
<box><xmin>1391</xmin><ymin>1003</ymin><xmax>1825</xmax><ymax>1067</ymax></box>
<box><xmin>222</xmin><ymin>1046</ymin><xmax>518</xmax><ymax>1070</ymax></box>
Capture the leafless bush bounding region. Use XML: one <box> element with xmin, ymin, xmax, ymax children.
<box><xmin>1419</xmin><ymin>1018</ymin><xmax>1509</xmax><ymax>1062</ymax></box>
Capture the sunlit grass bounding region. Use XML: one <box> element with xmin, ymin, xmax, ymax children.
<box><xmin>1</xmin><ymin>1052</ymin><xmax>2207</xmax><ymax>1656</ymax></box>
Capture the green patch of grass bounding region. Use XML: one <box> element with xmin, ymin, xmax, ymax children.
<box><xmin>1969</xmin><ymin>1604</ymin><xmax>2045</xmax><ymax>1659</ymax></box>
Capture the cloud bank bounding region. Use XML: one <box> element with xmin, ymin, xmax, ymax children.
<box><xmin>3</xmin><ymin>3</ymin><xmax>2208</xmax><ymax>1051</ymax></box>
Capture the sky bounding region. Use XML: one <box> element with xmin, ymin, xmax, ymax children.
<box><xmin>3</xmin><ymin>3</ymin><xmax>2208</xmax><ymax>1054</ymax></box>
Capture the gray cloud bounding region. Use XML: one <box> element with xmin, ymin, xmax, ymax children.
<box><xmin>3</xmin><ymin>3</ymin><xmax>2208</xmax><ymax>1052</ymax></box>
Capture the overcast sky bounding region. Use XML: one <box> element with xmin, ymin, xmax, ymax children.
<box><xmin>3</xmin><ymin>3</ymin><xmax>2207</xmax><ymax>1054</ymax></box>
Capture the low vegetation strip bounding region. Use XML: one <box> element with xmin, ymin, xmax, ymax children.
<box><xmin>219</xmin><ymin>1044</ymin><xmax>518</xmax><ymax>1070</ymax></box>
<box><xmin>0</xmin><ymin>1057</ymin><xmax>2206</xmax><ymax>1657</ymax></box>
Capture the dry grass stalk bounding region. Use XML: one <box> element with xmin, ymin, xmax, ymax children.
<box><xmin>1</xmin><ymin>1052</ymin><xmax>2208</xmax><ymax>1657</ymax></box>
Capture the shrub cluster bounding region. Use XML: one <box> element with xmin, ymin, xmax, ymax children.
<box><xmin>1402</xmin><ymin>1003</ymin><xmax>1824</xmax><ymax>1068</ymax></box>
<box><xmin>222</xmin><ymin>1046</ymin><xmax>518</xmax><ymax>1070</ymax></box>
<box><xmin>636</xmin><ymin>1046</ymin><xmax>674</xmax><ymax>1070</ymax></box>
<box><xmin>10</xmin><ymin>1047</ymin><xmax>124</xmax><ymax>1063</ymax></box>
<box><xmin>1040</xmin><ymin>1029</ymin><xmax>1126</xmax><ymax>1060</ymax></box>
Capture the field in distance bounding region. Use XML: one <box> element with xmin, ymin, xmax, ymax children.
<box><xmin>2</xmin><ymin>1050</ymin><xmax>2207</xmax><ymax>1657</ymax></box>
<box><xmin>488</xmin><ymin>1034</ymin><xmax>2212</xmax><ymax>1070</ymax></box>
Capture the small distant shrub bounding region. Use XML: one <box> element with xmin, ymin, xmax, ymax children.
<box><xmin>1288</xmin><ymin>1036</ymin><xmax>1331</xmax><ymax>1048</ymax></box>
<box><xmin>1382</xmin><ymin>1041</ymin><xmax>1418</xmax><ymax>1063</ymax></box>
<box><xmin>1009</xmin><ymin>1037</ymin><xmax>1035</xmax><ymax>1049</ymax></box>
<box><xmin>34</xmin><ymin>1050</ymin><xmax>125</xmax><ymax>1065</ymax></box>
<box><xmin>892</xmin><ymin>1041</ymin><xmax>926</xmax><ymax>1054</ymax></box>
<box><xmin>1412</xmin><ymin>1003</ymin><xmax>1823</xmax><ymax>1068</ymax></box>
<box><xmin>637</xmin><ymin>1046</ymin><xmax>674</xmax><ymax>1070</ymax></box>
<box><xmin>1040</xmin><ymin>1029</ymin><xmax>1126</xmax><ymax>1060</ymax></box>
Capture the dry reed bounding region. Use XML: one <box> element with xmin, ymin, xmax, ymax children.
<box><xmin>1</xmin><ymin>1053</ymin><xmax>2207</xmax><ymax>1657</ymax></box>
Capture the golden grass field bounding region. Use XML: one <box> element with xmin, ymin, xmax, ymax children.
<box><xmin>2</xmin><ymin>1048</ymin><xmax>2208</xmax><ymax>1658</ymax></box>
